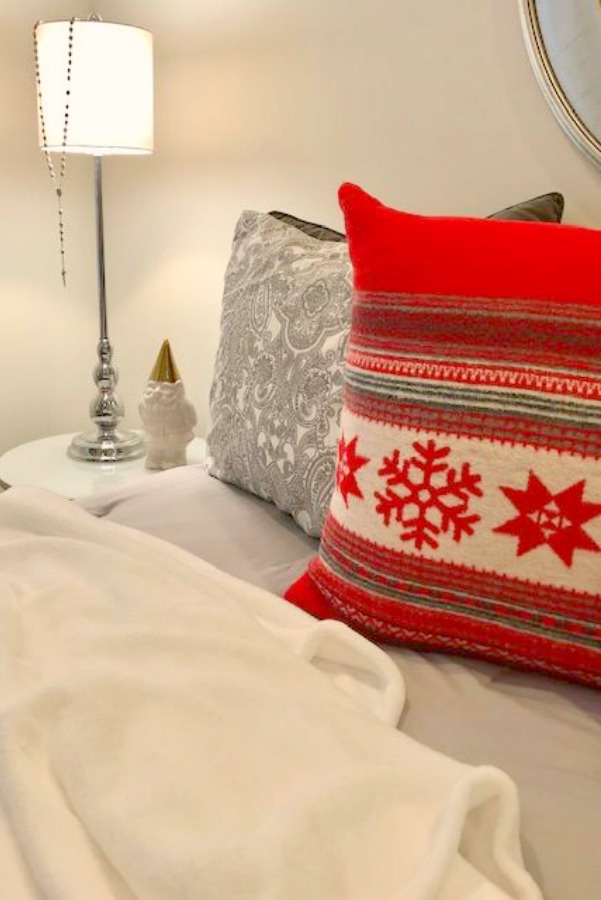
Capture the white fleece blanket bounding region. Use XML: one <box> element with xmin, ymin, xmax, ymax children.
<box><xmin>0</xmin><ymin>487</ymin><xmax>542</xmax><ymax>900</ymax></box>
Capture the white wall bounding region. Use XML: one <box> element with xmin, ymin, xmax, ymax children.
<box><xmin>1</xmin><ymin>0</ymin><xmax>600</xmax><ymax>454</ymax></box>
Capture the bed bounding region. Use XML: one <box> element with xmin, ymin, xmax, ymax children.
<box><xmin>80</xmin><ymin>461</ymin><xmax>601</xmax><ymax>900</ymax></box>
<box><xmin>1</xmin><ymin>188</ymin><xmax>599</xmax><ymax>898</ymax></box>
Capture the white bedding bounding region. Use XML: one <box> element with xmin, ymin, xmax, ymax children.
<box><xmin>0</xmin><ymin>486</ymin><xmax>541</xmax><ymax>899</ymax></box>
<box><xmin>83</xmin><ymin>464</ymin><xmax>601</xmax><ymax>900</ymax></box>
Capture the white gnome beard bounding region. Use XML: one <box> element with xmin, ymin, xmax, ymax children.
<box><xmin>140</xmin><ymin>381</ymin><xmax>197</xmax><ymax>470</ymax></box>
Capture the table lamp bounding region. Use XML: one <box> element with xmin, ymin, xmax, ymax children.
<box><xmin>34</xmin><ymin>15</ymin><xmax>154</xmax><ymax>462</ymax></box>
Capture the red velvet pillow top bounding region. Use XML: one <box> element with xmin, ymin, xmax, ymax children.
<box><xmin>285</xmin><ymin>184</ymin><xmax>601</xmax><ymax>687</ymax></box>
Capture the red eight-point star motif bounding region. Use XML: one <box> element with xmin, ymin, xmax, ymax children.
<box><xmin>336</xmin><ymin>434</ymin><xmax>370</xmax><ymax>507</ymax></box>
<box><xmin>494</xmin><ymin>472</ymin><xmax>601</xmax><ymax>567</ymax></box>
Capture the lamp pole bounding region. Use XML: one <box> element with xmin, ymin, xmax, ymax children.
<box><xmin>68</xmin><ymin>157</ymin><xmax>145</xmax><ymax>462</ymax></box>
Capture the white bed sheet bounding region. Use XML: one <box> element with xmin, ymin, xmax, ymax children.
<box><xmin>82</xmin><ymin>464</ymin><xmax>601</xmax><ymax>900</ymax></box>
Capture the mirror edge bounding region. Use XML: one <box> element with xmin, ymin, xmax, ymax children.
<box><xmin>519</xmin><ymin>0</ymin><xmax>601</xmax><ymax>170</ymax></box>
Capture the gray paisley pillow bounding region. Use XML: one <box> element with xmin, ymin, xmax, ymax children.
<box><xmin>206</xmin><ymin>211</ymin><xmax>351</xmax><ymax>536</ymax></box>
<box><xmin>206</xmin><ymin>193</ymin><xmax>565</xmax><ymax>537</ymax></box>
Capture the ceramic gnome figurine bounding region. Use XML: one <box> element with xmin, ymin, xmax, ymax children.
<box><xmin>139</xmin><ymin>340</ymin><xmax>197</xmax><ymax>470</ymax></box>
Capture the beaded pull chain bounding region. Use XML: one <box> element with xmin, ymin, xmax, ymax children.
<box><xmin>33</xmin><ymin>18</ymin><xmax>75</xmax><ymax>287</ymax></box>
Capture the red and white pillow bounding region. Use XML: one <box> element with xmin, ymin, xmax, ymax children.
<box><xmin>285</xmin><ymin>184</ymin><xmax>601</xmax><ymax>687</ymax></box>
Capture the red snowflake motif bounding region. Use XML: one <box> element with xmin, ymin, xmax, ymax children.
<box><xmin>374</xmin><ymin>439</ymin><xmax>482</xmax><ymax>550</ymax></box>
<box><xmin>494</xmin><ymin>472</ymin><xmax>601</xmax><ymax>567</ymax></box>
<box><xmin>336</xmin><ymin>434</ymin><xmax>370</xmax><ymax>507</ymax></box>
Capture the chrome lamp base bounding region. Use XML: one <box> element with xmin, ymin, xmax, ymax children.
<box><xmin>68</xmin><ymin>428</ymin><xmax>145</xmax><ymax>463</ymax></box>
<box><xmin>69</xmin><ymin>335</ymin><xmax>146</xmax><ymax>464</ymax></box>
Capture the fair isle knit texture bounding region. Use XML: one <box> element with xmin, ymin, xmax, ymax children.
<box><xmin>285</xmin><ymin>184</ymin><xmax>601</xmax><ymax>687</ymax></box>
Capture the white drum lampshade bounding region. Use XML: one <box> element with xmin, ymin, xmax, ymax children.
<box><xmin>35</xmin><ymin>19</ymin><xmax>153</xmax><ymax>155</ymax></box>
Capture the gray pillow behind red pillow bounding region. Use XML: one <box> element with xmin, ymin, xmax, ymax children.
<box><xmin>270</xmin><ymin>191</ymin><xmax>565</xmax><ymax>236</ymax></box>
<box><xmin>206</xmin><ymin>193</ymin><xmax>565</xmax><ymax>539</ymax></box>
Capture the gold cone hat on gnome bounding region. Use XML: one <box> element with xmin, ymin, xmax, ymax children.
<box><xmin>139</xmin><ymin>340</ymin><xmax>197</xmax><ymax>470</ymax></box>
<box><xmin>149</xmin><ymin>339</ymin><xmax>181</xmax><ymax>383</ymax></box>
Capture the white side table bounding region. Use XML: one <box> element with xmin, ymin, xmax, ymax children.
<box><xmin>0</xmin><ymin>433</ymin><xmax>206</xmax><ymax>500</ymax></box>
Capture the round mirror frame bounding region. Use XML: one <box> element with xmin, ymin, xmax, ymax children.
<box><xmin>520</xmin><ymin>0</ymin><xmax>601</xmax><ymax>169</ymax></box>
